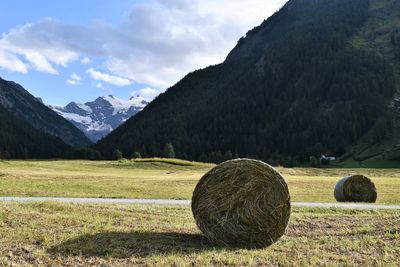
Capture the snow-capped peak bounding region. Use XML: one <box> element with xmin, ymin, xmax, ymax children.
<box><xmin>49</xmin><ymin>95</ymin><xmax>148</xmax><ymax>142</ymax></box>
<box><xmin>101</xmin><ymin>95</ymin><xmax>148</xmax><ymax>115</ymax></box>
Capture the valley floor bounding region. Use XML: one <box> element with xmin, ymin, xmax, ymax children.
<box><xmin>0</xmin><ymin>159</ymin><xmax>399</xmax><ymax>266</ymax></box>
<box><xmin>0</xmin><ymin>159</ymin><xmax>399</xmax><ymax>204</ymax></box>
<box><xmin>0</xmin><ymin>203</ymin><xmax>398</xmax><ymax>266</ymax></box>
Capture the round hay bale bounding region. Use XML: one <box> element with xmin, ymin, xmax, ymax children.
<box><xmin>191</xmin><ymin>159</ymin><xmax>291</xmax><ymax>248</ymax></box>
<box><xmin>334</xmin><ymin>175</ymin><xmax>377</xmax><ymax>203</ymax></box>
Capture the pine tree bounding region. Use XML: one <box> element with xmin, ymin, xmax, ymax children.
<box><xmin>224</xmin><ymin>150</ymin><xmax>233</xmax><ymax>161</ymax></box>
<box><xmin>132</xmin><ymin>151</ymin><xmax>142</xmax><ymax>159</ymax></box>
<box><xmin>198</xmin><ymin>153</ymin><xmax>208</xmax><ymax>163</ymax></box>
<box><xmin>112</xmin><ymin>149</ymin><xmax>123</xmax><ymax>160</ymax></box>
<box><xmin>163</xmin><ymin>143</ymin><xmax>175</xmax><ymax>158</ymax></box>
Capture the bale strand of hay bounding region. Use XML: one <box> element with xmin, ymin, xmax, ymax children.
<box><xmin>334</xmin><ymin>175</ymin><xmax>377</xmax><ymax>203</ymax></box>
<box><xmin>191</xmin><ymin>159</ymin><xmax>291</xmax><ymax>248</ymax></box>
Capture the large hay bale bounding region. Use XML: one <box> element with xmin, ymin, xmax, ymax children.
<box><xmin>191</xmin><ymin>159</ymin><xmax>291</xmax><ymax>248</ymax></box>
<box><xmin>334</xmin><ymin>175</ymin><xmax>377</xmax><ymax>203</ymax></box>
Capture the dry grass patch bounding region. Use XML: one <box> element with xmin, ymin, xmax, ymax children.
<box><xmin>0</xmin><ymin>202</ymin><xmax>399</xmax><ymax>266</ymax></box>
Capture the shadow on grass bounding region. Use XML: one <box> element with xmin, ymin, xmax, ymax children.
<box><xmin>48</xmin><ymin>231</ymin><xmax>225</xmax><ymax>258</ymax></box>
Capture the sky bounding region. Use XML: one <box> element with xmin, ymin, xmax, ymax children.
<box><xmin>0</xmin><ymin>0</ymin><xmax>287</xmax><ymax>105</ymax></box>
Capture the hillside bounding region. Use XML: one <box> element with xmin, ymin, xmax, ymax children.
<box><xmin>0</xmin><ymin>105</ymin><xmax>71</xmax><ymax>158</ymax></box>
<box><xmin>50</xmin><ymin>95</ymin><xmax>148</xmax><ymax>142</ymax></box>
<box><xmin>96</xmin><ymin>0</ymin><xmax>400</xmax><ymax>164</ymax></box>
<box><xmin>339</xmin><ymin>0</ymin><xmax>400</xmax><ymax>162</ymax></box>
<box><xmin>0</xmin><ymin>78</ymin><xmax>91</xmax><ymax>148</ymax></box>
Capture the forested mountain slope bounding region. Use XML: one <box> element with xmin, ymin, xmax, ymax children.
<box><xmin>0</xmin><ymin>105</ymin><xmax>71</xmax><ymax>158</ymax></box>
<box><xmin>96</xmin><ymin>0</ymin><xmax>400</xmax><ymax>164</ymax></box>
<box><xmin>0</xmin><ymin>78</ymin><xmax>91</xmax><ymax>148</ymax></box>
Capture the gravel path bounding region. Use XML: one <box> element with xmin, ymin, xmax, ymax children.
<box><xmin>0</xmin><ymin>197</ymin><xmax>190</xmax><ymax>206</ymax></box>
<box><xmin>0</xmin><ymin>197</ymin><xmax>399</xmax><ymax>210</ymax></box>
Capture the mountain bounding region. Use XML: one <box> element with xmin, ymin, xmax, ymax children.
<box><xmin>95</xmin><ymin>0</ymin><xmax>400</xmax><ymax>165</ymax></box>
<box><xmin>50</xmin><ymin>95</ymin><xmax>148</xmax><ymax>142</ymax></box>
<box><xmin>0</xmin><ymin>78</ymin><xmax>91</xmax><ymax>149</ymax></box>
<box><xmin>0</xmin><ymin>104</ymin><xmax>71</xmax><ymax>159</ymax></box>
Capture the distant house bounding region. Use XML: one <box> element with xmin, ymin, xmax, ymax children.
<box><xmin>320</xmin><ymin>155</ymin><xmax>336</xmax><ymax>165</ymax></box>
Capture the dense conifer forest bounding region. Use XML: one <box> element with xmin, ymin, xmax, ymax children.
<box><xmin>0</xmin><ymin>78</ymin><xmax>91</xmax><ymax>158</ymax></box>
<box><xmin>95</xmin><ymin>0</ymin><xmax>399</xmax><ymax>164</ymax></box>
<box><xmin>0</xmin><ymin>105</ymin><xmax>71</xmax><ymax>158</ymax></box>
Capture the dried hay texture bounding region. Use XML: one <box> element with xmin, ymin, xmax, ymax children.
<box><xmin>334</xmin><ymin>175</ymin><xmax>377</xmax><ymax>203</ymax></box>
<box><xmin>191</xmin><ymin>159</ymin><xmax>291</xmax><ymax>248</ymax></box>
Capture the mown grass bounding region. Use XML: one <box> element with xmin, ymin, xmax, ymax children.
<box><xmin>0</xmin><ymin>202</ymin><xmax>398</xmax><ymax>266</ymax></box>
<box><xmin>338</xmin><ymin>157</ymin><xmax>400</xmax><ymax>169</ymax></box>
<box><xmin>1</xmin><ymin>159</ymin><xmax>400</xmax><ymax>204</ymax></box>
<box><xmin>132</xmin><ymin>157</ymin><xmax>214</xmax><ymax>167</ymax></box>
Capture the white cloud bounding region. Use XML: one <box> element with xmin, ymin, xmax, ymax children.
<box><xmin>81</xmin><ymin>57</ymin><xmax>90</xmax><ymax>64</ymax></box>
<box><xmin>96</xmin><ymin>82</ymin><xmax>103</xmax><ymax>89</ymax></box>
<box><xmin>105</xmin><ymin>0</ymin><xmax>286</xmax><ymax>88</ymax></box>
<box><xmin>132</xmin><ymin>87</ymin><xmax>163</xmax><ymax>101</ymax></box>
<box><xmin>0</xmin><ymin>49</ymin><xmax>28</xmax><ymax>73</ymax></box>
<box><xmin>86</xmin><ymin>68</ymin><xmax>132</xmax><ymax>87</ymax></box>
<box><xmin>66</xmin><ymin>80</ymin><xmax>79</xmax><ymax>85</ymax></box>
<box><xmin>0</xmin><ymin>0</ymin><xmax>287</xmax><ymax>88</ymax></box>
<box><xmin>71</xmin><ymin>73</ymin><xmax>81</xmax><ymax>81</ymax></box>
<box><xmin>66</xmin><ymin>72</ymin><xmax>82</xmax><ymax>85</ymax></box>
<box><xmin>0</xmin><ymin>19</ymin><xmax>79</xmax><ymax>75</ymax></box>
<box><xmin>25</xmin><ymin>51</ymin><xmax>59</xmax><ymax>74</ymax></box>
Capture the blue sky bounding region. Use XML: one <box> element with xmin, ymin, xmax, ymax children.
<box><xmin>0</xmin><ymin>0</ymin><xmax>286</xmax><ymax>105</ymax></box>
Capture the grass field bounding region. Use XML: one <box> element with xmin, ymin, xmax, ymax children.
<box><xmin>0</xmin><ymin>159</ymin><xmax>400</xmax><ymax>204</ymax></box>
<box><xmin>1</xmin><ymin>159</ymin><xmax>399</xmax><ymax>266</ymax></box>
<box><xmin>0</xmin><ymin>202</ymin><xmax>398</xmax><ymax>266</ymax></box>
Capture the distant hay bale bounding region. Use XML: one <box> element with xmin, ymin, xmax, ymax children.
<box><xmin>191</xmin><ymin>159</ymin><xmax>291</xmax><ymax>248</ymax></box>
<box><xmin>334</xmin><ymin>175</ymin><xmax>377</xmax><ymax>203</ymax></box>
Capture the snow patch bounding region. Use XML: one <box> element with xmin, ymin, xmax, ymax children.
<box><xmin>102</xmin><ymin>95</ymin><xmax>147</xmax><ymax>115</ymax></box>
<box><xmin>76</xmin><ymin>103</ymin><xmax>92</xmax><ymax>113</ymax></box>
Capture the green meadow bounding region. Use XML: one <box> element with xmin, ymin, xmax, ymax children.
<box><xmin>0</xmin><ymin>159</ymin><xmax>399</xmax><ymax>204</ymax></box>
